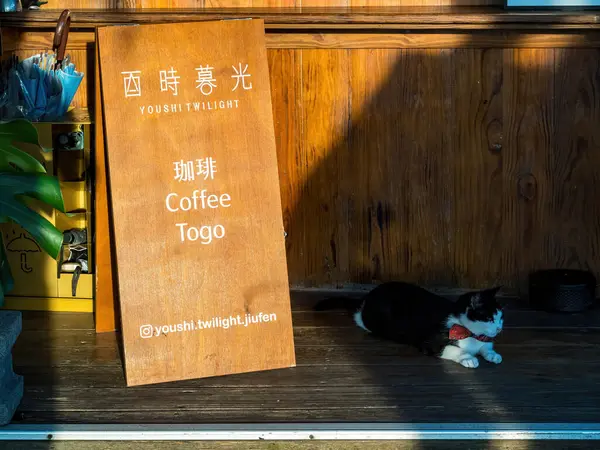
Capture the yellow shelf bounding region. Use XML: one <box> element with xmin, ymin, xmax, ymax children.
<box><xmin>1</xmin><ymin>115</ymin><xmax>95</xmax><ymax>314</ymax></box>
<box><xmin>31</xmin><ymin>108</ymin><xmax>92</xmax><ymax>125</ymax></box>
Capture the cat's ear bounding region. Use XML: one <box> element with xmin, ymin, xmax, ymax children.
<box><xmin>485</xmin><ymin>286</ymin><xmax>502</xmax><ymax>297</ymax></box>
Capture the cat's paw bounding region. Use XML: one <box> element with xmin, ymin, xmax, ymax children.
<box><xmin>459</xmin><ymin>356</ymin><xmax>479</xmax><ymax>369</ymax></box>
<box><xmin>484</xmin><ymin>351</ymin><xmax>502</xmax><ymax>364</ymax></box>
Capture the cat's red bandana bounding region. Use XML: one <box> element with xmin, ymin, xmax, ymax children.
<box><xmin>449</xmin><ymin>324</ymin><xmax>494</xmax><ymax>342</ymax></box>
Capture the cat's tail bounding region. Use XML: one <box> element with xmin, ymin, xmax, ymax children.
<box><xmin>314</xmin><ymin>296</ymin><xmax>362</xmax><ymax>312</ymax></box>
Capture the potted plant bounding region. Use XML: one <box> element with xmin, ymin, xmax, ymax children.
<box><xmin>0</xmin><ymin>119</ymin><xmax>65</xmax><ymax>425</ymax></box>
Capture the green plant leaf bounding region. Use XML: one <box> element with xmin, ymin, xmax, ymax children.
<box><xmin>0</xmin><ymin>120</ymin><xmax>46</xmax><ymax>173</ymax></box>
<box><xmin>0</xmin><ymin>172</ymin><xmax>65</xmax><ymax>259</ymax></box>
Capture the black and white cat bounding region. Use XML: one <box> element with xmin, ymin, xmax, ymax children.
<box><xmin>314</xmin><ymin>282</ymin><xmax>504</xmax><ymax>369</ymax></box>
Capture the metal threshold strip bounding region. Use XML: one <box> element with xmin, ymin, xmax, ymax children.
<box><xmin>1</xmin><ymin>423</ymin><xmax>600</xmax><ymax>441</ymax></box>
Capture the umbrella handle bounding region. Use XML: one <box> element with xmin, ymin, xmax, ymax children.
<box><xmin>53</xmin><ymin>9</ymin><xmax>71</xmax><ymax>70</ymax></box>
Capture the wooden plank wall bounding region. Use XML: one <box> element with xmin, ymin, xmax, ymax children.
<box><xmin>272</xmin><ymin>47</ymin><xmax>600</xmax><ymax>290</ymax></box>
<box><xmin>40</xmin><ymin>1</ymin><xmax>500</xmax><ymax>9</ymax></box>
<box><xmin>5</xmin><ymin>31</ymin><xmax>600</xmax><ymax>291</ymax></box>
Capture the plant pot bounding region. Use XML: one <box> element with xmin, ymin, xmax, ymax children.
<box><xmin>529</xmin><ymin>269</ymin><xmax>597</xmax><ymax>313</ymax></box>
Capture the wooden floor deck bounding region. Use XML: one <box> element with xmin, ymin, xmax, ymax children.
<box><xmin>9</xmin><ymin>291</ymin><xmax>600</xmax><ymax>424</ymax></box>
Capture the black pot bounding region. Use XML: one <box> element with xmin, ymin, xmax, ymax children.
<box><xmin>529</xmin><ymin>269</ymin><xmax>597</xmax><ymax>313</ymax></box>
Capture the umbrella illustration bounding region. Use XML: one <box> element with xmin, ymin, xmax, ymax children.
<box><xmin>0</xmin><ymin>10</ymin><xmax>83</xmax><ymax>121</ymax></box>
<box><xmin>6</xmin><ymin>232</ymin><xmax>41</xmax><ymax>274</ymax></box>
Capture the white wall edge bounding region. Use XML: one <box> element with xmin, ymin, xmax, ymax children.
<box><xmin>0</xmin><ymin>423</ymin><xmax>600</xmax><ymax>441</ymax></box>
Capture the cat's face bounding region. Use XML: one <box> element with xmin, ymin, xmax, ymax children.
<box><xmin>458</xmin><ymin>287</ymin><xmax>504</xmax><ymax>338</ymax></box>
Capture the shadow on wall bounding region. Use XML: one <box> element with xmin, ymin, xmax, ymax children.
<box><xmin>273</xmin><ymin>42</ymin><xmax>600</xmax><ymax>424</ymax></box>
<box><xmin>273</xmin><ymin>46</ymin><xmax>600</xmax><ymax>294</ymax></box>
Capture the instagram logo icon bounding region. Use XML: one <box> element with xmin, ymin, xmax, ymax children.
<box><xmin>139</xmin><ymin>325</ymin><xmax>153</xmax><ymax>339</ymax></box>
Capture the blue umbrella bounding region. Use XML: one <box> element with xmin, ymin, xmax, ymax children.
<box><xmin>0</xmin><ymin>55</ymin><xmax>22</xmax><ymax>120</ymax></box>
<box><xmin>50</xmin><ymin>57</ymin><xmax>83</xmax><ymax>120</ymax></box>
<box><xmin>14</xmin><ymin>54</ymin><xmax>53</xmax><ymax>120</ymax></box>
<box><xmin>0</xmin><ymin>10</ymin><xmax>83</xmax><ymax>122</ymax></box>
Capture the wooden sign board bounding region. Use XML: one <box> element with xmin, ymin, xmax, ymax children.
<box><xmin>97</xmin><ymin>19</ymin><xmax>296</xmax><ymax>386</ymax></box>
<box><xmin>94</xmin><ymin>41</ymin><xmax>118</xmax><ymax>332</ymax></box>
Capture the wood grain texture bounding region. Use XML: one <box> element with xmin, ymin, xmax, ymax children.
<box><xmin>268</xmin><ymin>49</ymin><xmax>304</xmax><ymax>281</ymax></box>
<box><xmin>40</xmin><ymin>0</ymin><xmax>113</xmax><ymax>8</ymax></box>
<box><xmin>205</xmin><ymin>0</ymin><xmax>295</xmax><ymax>7</ymax></box>
<box><xmin>343</xmin><ymin>49</ymin><xmax>452</xmax><ymax>284</ymax></box>
<box><xmin>502</xmin><ymin>49</ymin><xmax>555</xmax><ymax>292</ymax></box>
<box><xmin>295</xmin><ymin>49</ymin><xmax>350</xmax><ymax>286</ymax></box>
<box><xmin>407</xmin><ymin>49</ymin><xmax>453</xmax><ymax>285</ymax></box>
<box><xmin>94</xmin><ymin>40</ymin><xmax>118</xmax><ymax>333</ymax></box>
<box><xmin>10</xmin><ymin>28</ymin><xmax>600</xmax><ymax>51</ymax></box>
<box><xmin>11</xmin><ymin>302</ymin><xmax>600</xmax><ymax>424</ymax></box>
<box><xmin>351</xmin><ymin>0</ymin><xmax>499</xmax><ymax>5</ymax></box>
<box><xmin>551</xmin><ymin>49</ymin><xmax>600</xmax><ymax>277</ymax></box>
<box><xmin>265</xmin><ymin>32</ymin><xmax>600</xmax><ymax>48</ymax></box>
<box><xmin>97</xmin><ymin>20</ymin><xmax>295</xmax><ymax>384</ymax></box>
<box><xmin>448</xmin><ymin>49</ymin><xmax>504</xmax><ymax>288</ymax></box>
<box><xmin>5</xmin><ymin>8</ymin><xmax>600</xmax><ymax>30</ymax></box>
<box><xmin>347</xmin><ymin>48</ymin><xmax>407</xmax><ymax>283</ymax></box>
<box><xmin>279</xmin><ymin>46</ymin><xmax>600</xmax><ymax>290</ymax></box>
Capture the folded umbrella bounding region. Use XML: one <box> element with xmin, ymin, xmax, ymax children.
<box><xmin>0</xmin><ymin>10</ymin><xmax>83</xmax><ymax>122</ymax></box>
